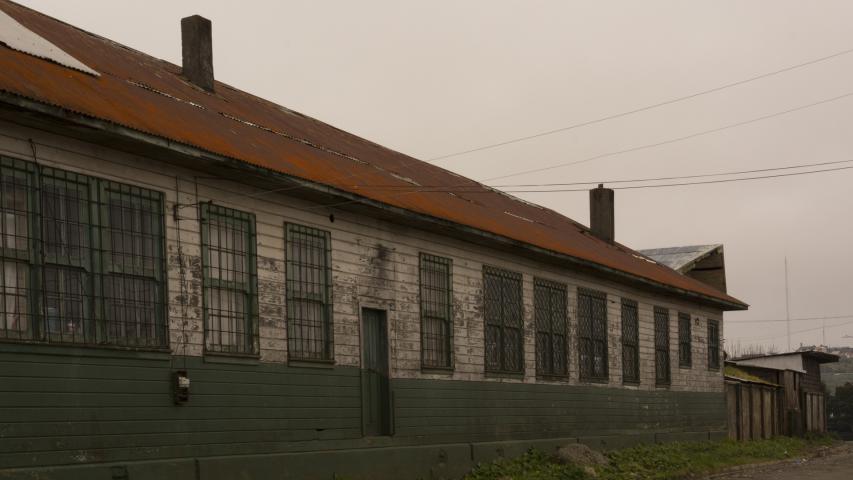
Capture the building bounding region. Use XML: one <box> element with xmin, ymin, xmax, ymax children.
<box><xmin>0</xmin><ymin>3</ymin><xmax>747</xmax><ymax>479</ymax></box>
<box><xmin>730</xmin><ymin>350</ymin><xmax>838</xmax><ymax>435</ymax></box>
<box><xmin>639</xmin><ymin>244</ymin><xmax>727</xmax><ymax>293</ymax></box>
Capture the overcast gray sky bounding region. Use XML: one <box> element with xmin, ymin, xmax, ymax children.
<box><xmin>19</xmin><ymin>0</ymin><xmax>853</xmax><ymax>351</ymax></box>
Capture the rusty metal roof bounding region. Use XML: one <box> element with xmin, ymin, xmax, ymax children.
<box><xmin>0</xmin><ymin>0</ymin><xmax>746</xmax><ymax>309</ymax></box>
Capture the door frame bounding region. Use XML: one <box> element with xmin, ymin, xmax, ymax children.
<box><xmin>358</xmin><ymin>305</ymin><xmax>394</xmax><ymax>437</ymax></box>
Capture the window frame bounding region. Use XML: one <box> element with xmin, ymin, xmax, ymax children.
<box><xmin>577</xmin><ymin>287</ymin><xmax>608</xmax><ymax>383</ymax></box>
<box><xmin>419</xmin><ymin>253</ymin><xmax>453</xmax><ymax>370</ymax></box>
<box><xmin>0</xmin><ymin>157</ymin><xmax>168</xmax><ymax>349</ymax></box>
<box><xmin>678</xmin><ymin>312</ymin><xmax>692</xmax><ymax>368</ymax></box>
<box><xmin>534</xmin><ymin>278</ymin><xmax>568</xmax><ymax>378</ymax></box>
<box><xmin>0</xmin><ymin>158</ymin><xmax>37</xmax><ymax>342</ymax></box>
<box><xmin>285</xmin><ymin>222</ymin><xmax>333</xmax><ymax>363</ymax></box>
<box><xmin>200</xmin><ymin>203</ymin><xmax>258</xmax><ymax>356</ymax></box>
<box><xmin>654</xmin><ymin>306</ymin><xmax>671</xmax><ymax>386</ymax></box>
<box><xmin>708</xmin><ymin>319</ymin><xmax>721</xmax><ymax>370</ymax></box>
<box><xmin>482</xmin><ymin>266</ymin><xmax>524</xmax><ymax>374</ymax></box>
<box><xmin>98</xmin><ymin>180</ymin><xmax>167</xmax><ymax>348</ymax></box>
<box><xmin>621</xmin><ymin>298</ymin><xmax>640</xmax><ymax>384</ymax></box>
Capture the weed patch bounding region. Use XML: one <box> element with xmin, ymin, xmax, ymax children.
<box><xmin>462</xmin><ymin>435</ymin><xmax>837</xmax><ymax>480</ymax></box>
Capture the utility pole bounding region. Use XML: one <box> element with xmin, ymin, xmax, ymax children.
<box><xmin>785</xmin><ymin>257</ymin><xmax>791</xmax><ymax>351</ymax></box>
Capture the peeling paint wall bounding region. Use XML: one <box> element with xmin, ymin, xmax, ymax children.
<box><xmin>0</xmin><ymin>119</ymin><xmax>723</xmax><ymax>393</ymax></box>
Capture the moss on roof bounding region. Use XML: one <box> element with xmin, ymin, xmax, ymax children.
<box><xmin>725</xmin><ymin>365</ymin><xmax>779</xmax><ymax>386</ymax></box>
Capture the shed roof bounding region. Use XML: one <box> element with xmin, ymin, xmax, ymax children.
<box><xmin>638</xmin><ymin>244</ymin><xmax>723</xmax><ymax>273</ymax></box>
<box><xmin>0</xmin><ymin>1</ymin><xmax>747</xmax><ymax>309</ymax></box>
<box><xmin>734</xmin><ymin>350</ymin><xmax>840</xmax><ymax>365</ymax></box>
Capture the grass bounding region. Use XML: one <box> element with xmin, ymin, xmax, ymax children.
<box><xmin>462</xmin><ymin>435</ymin><xmax>838</xmax><ymax>480</ymax></box>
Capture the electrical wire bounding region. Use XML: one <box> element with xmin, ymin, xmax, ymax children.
<box><xmin>330</xmin><ymin>163</ymin><xmax>853</xmax><ymax>195</ymax></box>
<box><xmin>179</xmin><ymin>70</ymin><xmax>853</xmax><ymax>212</ymax></box>
<box><xmin>483</xmin><ymin>90</ymin><xmax>853</xmax><ymax>182</ymax></box>
<box><xmin>340</xmin><ymin>159</ymin><xmax>853</xmax><ymax>190</ymax></box>
<box><xmin>426</xmin><ymin>46</ymin><xmax>853</xmax><ymax>163</ymax></box>
<box><xmin>731</xmin><ymin>319</ymin><xmax>853</xmax><ymax>342</ymax></box>
<box><xmin>727</xmin><ymin>314</ymin><xmax>853</xmax><ymax>324</ymax></box>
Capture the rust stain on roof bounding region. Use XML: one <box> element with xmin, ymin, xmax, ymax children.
<box><xmin>0</xmin><ymin>0</ymin><xmax>746</xmax><ymax>309</ymax></box>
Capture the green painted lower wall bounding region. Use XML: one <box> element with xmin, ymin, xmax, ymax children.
<box><xmin>0</xmin><ymin>346</ymin><xmax>726</xmax><ymax>479</ymax></box>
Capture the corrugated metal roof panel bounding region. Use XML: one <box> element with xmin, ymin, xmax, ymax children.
<box><xmin>638</xmin><ymin>244</ymin><xmax>723</xmax><ymax>272</ymax></box>
<box><xmin>0</xmin><ymin>1</ymin><xmax>746</xmax><ymax>309</ymax></box>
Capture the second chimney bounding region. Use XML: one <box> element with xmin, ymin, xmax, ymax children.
<box><xmin>589</xmin><ymin>184</ymin><xmax>614</xmax><ymax>243</ymax></box>
<box><xmin>181</xmin><ymin>15</ymin><xmax>214</xmax><ymax>91</ymax></box>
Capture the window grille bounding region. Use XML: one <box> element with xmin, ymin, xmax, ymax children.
<box><xmin>654</xmin><ymin>306</ymin><xmax>671</xmax><ymax>385</ymax></box>
<box><xmin>285</xmin><ymin>223</ymin><xmax>332</xmax><ymax>362</ymax></box>
<box><xmin>0</xmin><ymin>157</ymin><xmax>167</xmax><ymax>347</ymax></box>
<box><xmin>534</xmin><ymin>278</ymin><xmax>567</xmax><ymax>377</ymax></box>
<box><xmin>101</xmin><ymin>180</ymin><xmax>165</xmax><ymax>347</ymax></box>
<box><xmin>678</xmin><ymin>312</ymin><xmax>692</xmax><ymax>368</ymax></box>
<box><xmin>621</xmin><ymin>298</ymin><xmax>639</xmax><ymax>384</ymax></box>
<box><xmin>483</xmin><ymin>266</ymin><xmax>523</xmax><ymax>373</ymax></box>
<box><xmin>420</xmin><ymin>253</ymin><xmax>452</xmax><ymax>369</ymax></box>
<box><xmin>201</xmin><ymin>203</ymin><xmax>257</xmax><ymax>355</ymax></box>
<box><xmin>578</xmin><ymin>288</ymin><xmax>608</xmax><ymax>381</ymax></box>
<box><xmin>708</xmin><ymin>319</ymin><xmax>720</xmax><ymax>370</ymax></box>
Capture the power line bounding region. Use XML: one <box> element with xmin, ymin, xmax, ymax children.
<box><xmin>728</xmin><ymin>314</ymin><xmax>853</xmax><ymax>324</ymax></box>
<box><xmin>341</xmin><ymin>159</ymin><xmax>853</xmax><ymax>190</ymax></box>
<box><xmin>426</xmin><ymin>46</ymin><xmax>853</xmax><ymax>163</ymax></box>
<box><xmin>186</xmin><ymin>79</ymin><xmax>853</xmax><ymax>211</ymax></box>
<box><xmin>484</xmin><ymin>90</ymin><xmax>853</xmax><ymax>182</ymax></box>
<box><xmin>362</xmin><ymin>163</ymin><xmax>853</xmax><ymax>194</ymax></box>
<box><xmin>732</xmin><ymin>319</ymin><xmax>853</xmax><ymax>342</ymax></box>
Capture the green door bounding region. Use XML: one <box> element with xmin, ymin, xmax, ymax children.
<box><xmin>361</xmin><ymin>308</ymin><xmax>391</xmax><ymax>436</ymax></box>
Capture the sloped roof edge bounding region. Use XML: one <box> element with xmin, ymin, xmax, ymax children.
<box><xmin>0</xmin><ymin>0</ymin><xmax>747</xmax><ymax>310</ymax></box>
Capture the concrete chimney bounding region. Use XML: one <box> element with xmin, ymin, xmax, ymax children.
<box><xmin>181</xmin><ymin>15</ymin><xmax>214</xmax><ymax>91</ymax></box>
<box><xmin>589</xmin><ymin>184</ymin><xmax>614</xmax><ymax>243</ymax></box>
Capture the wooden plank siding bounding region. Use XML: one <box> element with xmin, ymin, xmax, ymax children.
<box><xmin>0</xmin><ymin>120</ymin><xmax>725</xmax><ymax>391</ymax></box>
<box><xmin>0</xmin><ymin>118</ymin><xmax>729</xmax><ymax>475</ymax></box>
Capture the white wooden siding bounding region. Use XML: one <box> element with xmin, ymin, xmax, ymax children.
<box><xmin>0</xmin><ymin>119</ymin><xmax>724</xmax><ymax>393</ymax></box>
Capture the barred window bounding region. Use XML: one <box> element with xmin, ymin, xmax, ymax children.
<box><xmin>420</xmin><ymin>253</ymin><xmax>452</xmax><ymax>369</ymax></box>
<box><xmin>41</xmin><ymin>171</ymin><xmax>91</xmax><ymax>343</ymax></box>
<box><xmin>708</xmin><ymin>319</ymin><xmax>721</xmax><ymax>370</ymax></box>
<box><xmin>578</xmin><ymin>288</ymin><xmax>608</xmax><ymax>381</ymax></box>
<box><xmin>101</xmin><ymin>181</ymin><xmax>165</xmax><ymax>347</ymax></box>
<box><xmin>286</xmin><ymin>223</ymin><xmax>332</xmax><ymax>362</ymax></box>
<box><xmin>201</xmin><ymin>204</ymin><xmax>257</xmax><ymax>355</ymax></box>
<box><xmin>621</xmin><ymin>298</ymin><xmax>639</xmax><ymax>384</ymax></box>
<box><xmin>0</xmin><ymin>157</ymin><xmax>167</xmax><ymax>347</ymax></box>
<box><xmin>654</xmin><ymin>306</ymin><xmax>671</xmax><ymax>385</ymax></box>
<box><xmin>483</xmin><ymin>266</ymin><xmax>523</xmax><ymax>373</ymax></box>
<box><xmin>535</xmin><ymin>279</ymin><xmax>567</xmax><ymax>377</ymax></box>
<box><xmin>678</xmin><ymin>312</ymin><xmax>692</xmax><ymax>368</ymax></box>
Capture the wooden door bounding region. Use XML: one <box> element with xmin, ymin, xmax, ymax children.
<box><xmin>361</xmin><ymin>308</ymin><xmax>391</xmax><ymax>436</ymax></box>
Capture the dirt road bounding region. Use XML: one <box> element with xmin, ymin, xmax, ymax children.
<box><xmin>711</xmin><ymin>444</ymin><xmax>853</xmax><ymax>480</ymax></box>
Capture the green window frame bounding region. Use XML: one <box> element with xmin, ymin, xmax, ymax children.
<box><xmin>285</xmin><ymin>223</ymin><xmax>332</xmax><ymax>362</ymax></box>
<box><xmin>201</xmin><ymin>203</ymin><xmax>258</xmax><ymax>355</ymax></box>
<box><xmin>678</xmin><ymin>312</ymin><xmax>692</xmax><ymax>368</ymax></box>
<box><xmin>654</xmin><ymin>306</ymin><xmax>671</xmax><ymax>386</ymax></box>
<box><xmin>708</xmin><ymin>319</ymin><xmax>721</xmax><ymax>370</ymax></box>
<box><xmin>578</xmin><ymin>287</ymin><xmax>608</xmax><ymax>382</ymax></box>
<box><xmin>621</xmin><ymin>298</ymin><xmax>640</xmax><ymax>384</ymax></box>
<box><xmin>0</xmin><ymin>157</ymin><xmax>167</xmax><ymax>348</ymax></box>
<box><xmin>483</xmin><ymin>266</ymin><xmax>523</xmax><ymax>374</ymax></box>
<box><xmin>534</xmin><ymin>278</ymin><xmax>568</xmax><ymax>377</ymax></box>
<box><xmin>419</xmin><ymin>253</ymin><xmax>452</xmax><ymax>369</ymax></box>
